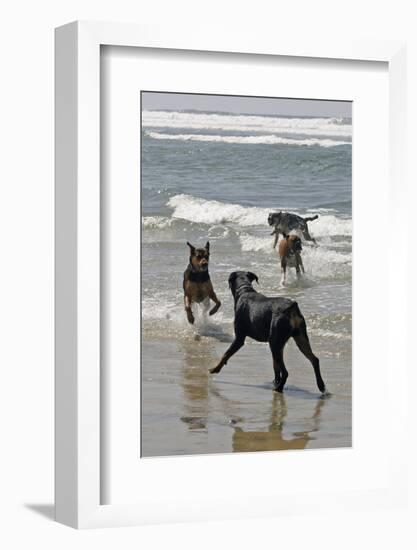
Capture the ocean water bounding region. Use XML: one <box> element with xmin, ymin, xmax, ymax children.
<box><xmin>141</xmin><ymin>108</ymin><xmax>352</xmax><ymax>457</ymax></box>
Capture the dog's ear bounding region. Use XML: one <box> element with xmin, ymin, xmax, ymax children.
<box><xmin>246</xmin><ymin>271</ymin><xmax>259</xmax><ymax>284</ymax></box>
<box><xmin>187</xmin><ymin>241</ymin><xmax>196</xmax><ymax>254</ymax></box>
<box><xmin>228</xmin><ymin>272</ymin><xmax>238</xmax><ymax>288</ymax></box>
<box><xmin>205</xmin><ymin>241</ymin><xmax>210</xmax><ymax>252</ymax></box>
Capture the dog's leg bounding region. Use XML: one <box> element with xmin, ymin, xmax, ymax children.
<box><xmin>299</xmin><ymin>255</ymin><xmax>305</xmax><ymax>274</ymax></box>
<box><xmin>209</xmin><ymin>336</ymin><xmax>245</xmax><ymax>374</ymax></box>
<box><xmin>269</xmin><ymin>316</ymin><xmax>291</xmax><ymax>392</ymax></box>
<box><xmin>208</xmin><ymin>289</ymin><xmax>221</xmax><ymax>316</ymax></box>
<box><xmin>302</xmin><ymin>229</ymin><xmax>317</xmax><ymax>245</ymax></box>
<box><xmin>272</xmin><ymin>230</ymin><xmax>279</xmax><ymax>249</ymax></box>
<box><xmin>280</xmin><ymin>260</ymin><xmax>287</xmax><ymax>285</ymax></box>
<box><xmin>270</xmin><ymin>348</ymin><xmax>288</xmax><ymax>392</ymax></box>
<box><xmin>292</xmin><ymin>321</ymin><xmax>326</xmax><ymax>393</ymax></box>
<box><xmin>272</xmin><ymin>358</ymin><xmax>282</xmax><ymax>386</ymax></box>
<box><xmin>184</xmin><ymin>295</ymin><xmax>195</xmax><ymax>324</ymax></box>
<box><xmin>295</xmin><ymin>256</ymin><xmax>302</xmax><ymax>279</ymax></box>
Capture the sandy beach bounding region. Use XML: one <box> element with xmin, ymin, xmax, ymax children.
<box><xmin>141</xmin><ymin>328</ymin><xmax>351</xmax><ymax>457</ymax></box>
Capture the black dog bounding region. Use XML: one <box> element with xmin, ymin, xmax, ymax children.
<box><xmin>209</xmin><ymin>271</ymin><xmax>326</xmax><ymax>394</ymax></box>
<box><xmin>268</xmin><ymin>211</ymin><xmax>319</xmax><ymax>246</ymax></box>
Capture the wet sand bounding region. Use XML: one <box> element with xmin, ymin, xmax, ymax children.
<box><xmin>141</xmin><ymin>333</ymin><xmax>351</xmax><ymax>457</ymax></box>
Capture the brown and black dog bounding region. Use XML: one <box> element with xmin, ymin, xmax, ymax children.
<box><xmin>278</xmin><ymin>233</ymin><xmax>305</xmax><ymax>285</ymax></box>
<box><xmin>183</xmin><ymin>241</ymin><xmax>221</xmax><ymax>324</ymax></box>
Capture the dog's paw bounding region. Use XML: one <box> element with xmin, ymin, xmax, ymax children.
<box><xmin>186</xmin><ymin>312</ymin><xmax>195</xmax><ymax>324</ymax></box>
<box><xmin>209</xmin><ymin>305</ymin><xmax>220</xmax><ymax>316</ymax></box>
<box><xmin>273</xmin><ymin>382</ymin><xmax>284</xmax><ymax>393</ymax></box>
<box><xmin>209</xmin><ymin>366</ymin><xmax>221</xmax><ymax>374</ymax></box>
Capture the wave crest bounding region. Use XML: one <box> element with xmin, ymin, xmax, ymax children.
<box><xmin>167</xmin><ymin>194</ymin><xmax>268</xmax><ymax>226</ymax></box>
<box><xmin>143</xmin><ymin>110</ymin><xmax>352</xmax><ymax>137</ymax></box>
<box><xmin>146</xmin><ymin>131</ymin><xmax>350</xmax><ymax>148</ymax></box>
<box><xmin>167</xmin><ymin>194</ymin><xmax>352</xmax><ymax>237</ymax></box>
<box><xmin>142</xmin><ymin>216</ymin><xmax>173</xmax><ymax>229</ymax></box>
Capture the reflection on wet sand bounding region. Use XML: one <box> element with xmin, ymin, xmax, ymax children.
<box><xmin>178</xmin><ymin>337</ymin><xmax>328</xmax><ymax>453</ymax></box>
<box><xmin>179</xmin><ymin>338</ymin><xmax>215</xmax><ymax>431</ymax></box>
<box><xmin>232</xmin><ymin>393</ymin><xmax>325</xmax><ymax>452</ymax></box>
<box><xmin>210</xmin><ymin>381</ymin><xmax>327</xmax><ymax>452</ymax></box>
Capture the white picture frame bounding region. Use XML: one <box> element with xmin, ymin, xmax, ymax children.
<box><xmin>55</xmin><ymin>21</ymin><xmax>407</xmax><ymax>529</ymax></box>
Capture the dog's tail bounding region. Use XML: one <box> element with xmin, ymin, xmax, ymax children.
<box><xmin>303</xmin><ymin>214</ymin><xmax>319</xmax><ymax>223</ymax></box>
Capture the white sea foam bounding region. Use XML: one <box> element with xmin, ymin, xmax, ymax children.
<box><xmin>142</xmin><ymin>216</ymin><xmax>173</xmax><ymax>229</ymax></box>
<box><xmin>313</xmin><ymin>328</ymin><xmax>351</xmax><ymax>340</ymax></box>
<box><xmin>167</xmin><ymin>194</ymin><xmax>352</xmax><ymax>237</ymax></box>
<box><xmin>239</xmin><ymin>234</ymin><xmax>274</xmax><ymax>253</ymax></box>
<box><xmin>143</xmin><ymin>110</ymin><xmax>352</xmax><ymax>138</ymax></box>
<box><xmin>239</xmin><ymin>234</ymin><xmax>352</xmax><ymax>260</ymax></box>
<box><xmin>301</xmin><ymin>246</ymin><xmax>351</xmax><ymax>276</ymax></box>
<box><xmin>309</xmin><ymin>215</ymin><xmax>352</xmax><ymax>237</ymax></box>
<box><xmin>142</xmin><ymin>293</ymin><xmax>234</xmax><ymax>328</ymax></box>
<box><xmin>168</xmin><ymin>194</ymin><xmax>269</xmax><ymax>226</ymax></box>
<box><xmin>142</xmin><ymin>297</ymin><xmax>180</xmax><ymax>322</ymax></box>
<box><xmin>239</xmin><ymin>233</ymin><xmax>351</xmax><ymax>278</ymax></box>
<box><xmin>146</xmin><ymin>131</ymin><xmax>350</xmax><ymax>148</ymax></box>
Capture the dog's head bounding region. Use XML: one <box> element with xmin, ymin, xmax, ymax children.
<box><xmin>285</xmin><ymin>233</ymin><xmax>302</xmax><ymax>253</ymax></box>
<box><xmin>268</xmin><ymin>212</ymin><xmax>282</xmax><ymax>226</ymax></box>
<box><xmin>187</xmin><ymin>241</ymin><xmax>210</xmax><ymax>272</ymax></box>
<box><xmin>228</xmin><ymin>271</ymin><xmax>259</xmax><ymax>297</ymax></box>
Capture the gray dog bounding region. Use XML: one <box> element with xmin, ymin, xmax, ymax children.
<box><xmin>268</xmin><ymin>211</ymin><xmax>319</xmax><ymax>247</ymax></box>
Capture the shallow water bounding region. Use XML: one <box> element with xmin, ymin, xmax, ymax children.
<box><xmin>141</xmin><ymin>106</ymin><xmax>352</xmax><ymax>457</ymax></box>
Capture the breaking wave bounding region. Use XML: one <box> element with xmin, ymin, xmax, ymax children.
<box><xmin>142</xmin><ymin>216</ymin><xmax>173</xmax><ymax>229</ymax></box>
<box><xmin>142</xmin><ymin>110</ymin><xmax>352</xmax><ymax>138</ymax></box>
<box><xmin>146</xmin><ymin>131</ymin><xmax>349</xmax><ymax>148</ymax></box>
<box><xmin>167</xmin><ymin>194</ymin><xmax>267</xmax><ymax>226</ymax></box>
<box><xmin>239</xmin><ymin>234</ymin><xmax>351</xmax><ymax>276</ymax></box>
<box><xmin>167</xmin><ymin>194</ymin><xmax>352</xmax><ymax>237</ymax></box>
